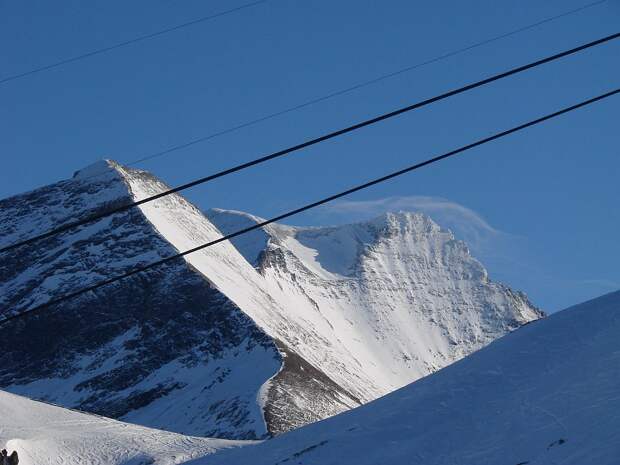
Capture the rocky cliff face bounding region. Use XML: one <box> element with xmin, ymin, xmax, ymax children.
<box><xmin>0</xmin><ymin>160</ymin><xmax>542</xmax><ymax>439</ymax></box>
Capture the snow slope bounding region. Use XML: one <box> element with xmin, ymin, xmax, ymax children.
<box><xmin>189</xmin><ymin>290</ymin><xmax>620</xmax><ymax>465</ymax></box>
<box><xmin>0</xmin><ymin>160</ymin><xmax>541</xmax><ymax>438</ymax></box>
<box><xmin>0</xmin><ymin>390</ymin><xmax>242</xmax><ymax>465</ymax></box>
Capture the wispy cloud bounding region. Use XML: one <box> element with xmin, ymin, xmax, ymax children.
<box><xmin>320</xmin><ymin>195</ymin><xmax>503</xmax><ymax>250</ymax></box>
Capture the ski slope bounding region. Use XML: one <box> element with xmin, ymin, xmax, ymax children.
<box><xmin>191</xmin><ymin>290</ymin><xmax>620</xmax><ymax>465</ymax></box>
<box><xmin>0</xmin><ymin>390</ymin><xmax>243</xmax><ymax>465</ymax></box>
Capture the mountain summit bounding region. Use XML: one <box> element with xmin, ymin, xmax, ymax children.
<box><xmin>0</xmin><ymin>160</ymin><xmax>542</xmax><ymax>439</ymax></box>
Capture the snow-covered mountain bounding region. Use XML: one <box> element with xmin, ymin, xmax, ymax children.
<box><xmin>207</xmin><ymin>208</ymin><xmax>542</xmax><ymax>405</ymax></box>
<box><xmin>0</xmin><ymin>389</ymin><xmax>241</xmax><ymax>465</ymax></box>
<box><xmin>0</xmin><ymin>160</ymin><xmax>541</xmax><ymax>439</ymax></box>
<box><xmin>191</xmin><ymin>290</ymin><xmax>620</xmax><ymax>465</ymax></box>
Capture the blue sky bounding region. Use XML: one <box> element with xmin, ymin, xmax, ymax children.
<box><xmin>1</xmin><ymin>0</ymin><xmax>618</xmax><ymax>312</ymax></box>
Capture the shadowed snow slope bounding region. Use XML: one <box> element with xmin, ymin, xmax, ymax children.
<box><xmin>0</xmin><ymin>390</ymin><xmax>242</xmax><ymax>465</ymax></box>
<box><xmin>0</xmin><ymin>160</ymin><xmax>540</xmax><ymax>439</ymax></box>
<box><xmin>187</xmin><ymin>290</ymin><xmax>620</xmax><ymax>465</ymax></box>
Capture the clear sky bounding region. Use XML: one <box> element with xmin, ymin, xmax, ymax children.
<box><xmin>1</xmin><ymin>0</ymin><xmax>619</xmax><ymax>312</ymax></box>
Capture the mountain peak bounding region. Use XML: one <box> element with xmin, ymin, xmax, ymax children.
<box><xmin>72</xmin><ymin>159</ymin><xmax>120</xmax><ymax>180</ymax></box>
<box><xmin>207</xmin><ymin>209</ymin><xmax>465</xmax><ymax>277</ymax></box>
<box><xmin>365</xmin><ymin>210</ymin><xmax>443</xmax><ymax>236</ymax></box>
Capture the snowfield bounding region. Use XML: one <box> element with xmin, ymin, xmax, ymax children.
<box><xmin>0</xmin><ymin>390</ymin><xmax>243</xmax><ymax>465</ymax></box>
<box><xmin>187</xmin><ymin>290</ymin><xmax>620</xmax><ymax>465</ymax></box>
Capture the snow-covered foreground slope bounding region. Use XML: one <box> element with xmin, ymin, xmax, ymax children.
<box><xmin>0</xmin><ymin>159</ymin><xmax>541</xmax><ymax>438</ymax></box>
<box><xmin>190</xmin><ymin>290</ymin><xmax>620</xmax><ymax>465</ymax></box>
<box><xmin>0</xmin><ymin>390</ymin><xmax>242</xmax><ymax>465</ymax></box>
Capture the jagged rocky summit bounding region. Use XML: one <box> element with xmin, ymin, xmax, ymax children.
<box><xmin>0</xmin><ymin>159</ymin><xmax>543</xmax><ymax>439</ymax></box>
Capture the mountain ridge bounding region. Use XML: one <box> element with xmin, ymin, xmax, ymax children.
<box><xmin>0</xmin><ymin>159</ymin><xmax>541</xmax><ymax>439</ymax></box>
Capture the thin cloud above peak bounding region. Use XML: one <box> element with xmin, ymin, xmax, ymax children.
<box><xmin>321</xmin><ymin>195</ymin><xmax>501</xmax><ymax>243</ymax></box>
